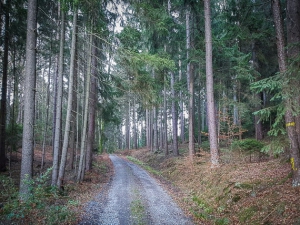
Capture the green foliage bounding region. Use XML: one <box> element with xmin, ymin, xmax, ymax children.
<box><xmin>5</xmin><ymin>122</ymin><xmax>22</xmax><ymax>152</ymax></box>
<box><xmin>45</xmin><ymin>205</ymin><xmax>75</xmax><ymax>225</ymax></box>
<box><xmin>0</xmin><ymin>175</ymin><xmax>18</xmax><ymax>203</ymax></box>
<box><xmin>201</xmin><ymin>141</ymin><xmax>211</xmax><ymax>152</ymax></box>
<box><xmin>0</xmin><ymin>168</ymin><xmax>76</xmax><ymax>224</ymax></box>
<box><xmin>231</xmin><ymin>138</ymin><xmax>264</xmax><ymax>153</ymax></box>
<box><xmin>215</xmin><ymin>217</ymin><xmax>230</xmax><ymax>225</ymax></box>
<box><xmin>117</xmin><ymin>26</ymin><xmax>142</xmax><ymax>51</ymax></box>
<box><xmin>238</xmin><ymin>206</ymin><xmax>259</xmax><ymax>223</ymax></box>
<box><xmin>261</xmin><ymin>136</ymin><xmax>288</xmax><ymax>157</ymax></box>
<box><xmin>251</xmin><ymin>74</ymin><xmax>286</xmax><ymax>136</ymax></box>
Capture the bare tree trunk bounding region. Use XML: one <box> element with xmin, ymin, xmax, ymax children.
<box><xmin>0</xmin><ymin>0</ymin><xmax>10</xmax><ymax>172</ymax></box>
<box><xmin>187</xmin><ymin>7</ymin><xmax>195</xmax><ymax>158</ymax></box>
<box><xmin>204</xmin><ymin>0</ymin><xmax>219</xmax><ymax>167</ymax></box>
<box><xmin>273</xmin><ymin>0</ymin><xmax>300</xmax><ymax>186</ymax></box>
<box><xmin>41</xmin><ymin>35</ymin><xmax>53</xmax><ymax>172</ymax></box>
<box><xmin>77</xmin><ymin>32</ymin><xmax>93</xmax><ymax>182</ymax></box>
<box><xmin>20</xmin><ymin>0</ymin><xmax>37</xmax><ymax>197</ymax></box>
<box><xmin>188</xmin><ymin>64</ymin><xmax>195</xmax><ymax>158</ymax></box>
<box><xmin>85</xmin><ymin>41</ymin><xmax>97</xmax><ymax>171</ymax></box>
<box><xmin>125</xmin><ymin>97</ymin><xmax>130</xmax><ymax>149</ymax></box>
<box><xmin>52</xmin><ymin>11</ymin><xmax>65</xmax><ymax>186</ymax></box>
<box><xmin>171</xmin><ymin>72</ymin><xmax>178</xmax><ymax>156</ymax></box>
<box><xmin>146</xmin><ymin>109</ymin><xmax>149</xmax><ymax>149</ymax></box>
<box><xmin>69</xmin><ymin>42</ymin><xmax>78</xmax><ymax>170</ymax></box>
<box><xmin>153</xmin><ymin>107</ymin><xmax>158</xmax><ymax>152</ymax></box>
<box><xmin>57</xmin><ymin>9</ymin><xmax>77</xmax><ymax>188</ymax></box>
<box><xmin>133</xmin><ymin>97</ymin><xmax>138</xmax><ymax>149</ymax></box>
<box><xmin>163</xmin><ymin>79</ymin><xmax>168</xmax><ymax>155</ymax></box>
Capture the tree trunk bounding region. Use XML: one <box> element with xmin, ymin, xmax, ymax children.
<box><xmin>133</xmin><ymin>97</ymin><xmax>138</xmax><ymax>149</ymax></box>
<box><xmin>0</xmin><ymin>0</ymin><xmax>10</xmax><ymax>172</ymax></box>
<box><xmin>57</xmin><ymin>9</ymin><xmax>77</xmax><ymax>188</ymax></box>
<box><xmin>85</xmin><ymin>41</ymin><xmax>97</xmax><ymax>171</ymax></box>
<box><xmin>77</xmin><ymin>32</ymin><xmax>93</xmax><ymax>182</ymax></box>
<box><xmin>273</xmin><ymin>0</ymin><xmax>300</xmax><ymax>186</ymax></box>
<box><xmin>204</xmin><ymin>0</ymin><xmax>219</xmax><ymax>167</ymax></box>
<box><xmin>69</xmin><ymin>41</ymin><xmax>78</xmax><ymax>170</ymax></box>
<box><xmin>52</xmin><ymin>11</ymin><xmax>65</xmax><ymax>186</ymax></box>
<box><xmin>41</xmin><ymin>35</ymin><xmax>52</xmax><ymax>172</ymax></box>
<box><xmin>178</xmin><ymin>56</ymin><xmax>185</xmax><ymax>143</ymax></box>
<box><xmin>171</xmin><ymin>72</ymin><xmax>179</xmax><ymax>156</ymax></box>
<box><xmin>163</xmin><ymin>78</ymin><xmax>168</xmax><ymax>155</ymax></box>
<box><xmin>125</xmin><ymin>97</ymin><xmax>130</xmax><ymax>149</ymax></box>
<box><xmin>19</xmin><ymin>0</ymin><xmax>37</xmax><ymax>197</ymax></box>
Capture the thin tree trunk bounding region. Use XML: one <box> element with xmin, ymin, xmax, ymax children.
<box><xmin>204</xmin><ymin>0</ymin><xmax>219</xmax><ymax>167</ymax></box>
<box><xmin>126</xmin><ymin>97</ymin><xmax>130</xmax><ymax>149</ymax></box>
<box><xmin>57</xmin><ymin>9</ymin><xmax>77</xmax><ymax>188</ymax></box>
<box><xmin>52</xmin><ymin>11</ymin><xmax>65</xmax><ymax>186</ymax></box>
<box><xmin>133</xmin><ymin>97</ymin><xmax>138</xmax><ymax>149</ymax></box>
<box><xmin>20</xmin><ymin>0</ymin><xmax>37</xmax><ymax>197</ymax></box>
<box><xmin>77</xmin><ymin>32</ymin><xmax>93</xmax><ymax>182</ymax></box>
<box><xmin>179</xmin><ymin>56</ymin><xmax>184</xmax><ymax>143</ymax></box>
<box><xmin>41</xmin><ymin>36</ymin><xmax>52</xmax><ymax>172</ymax></box>
<box><xmin>69</xmin><ymin>41</ymin><xmax>78</xmax><ymax>170</ymax></box>
<box><xmin>85</xmin><ymin>41</ymin><xmax>97</xmax><ymax>171</ymax></box>
<box><xmin>163</xmin><ymin>78</ymin><xmax>168</xmax><ymax>155</ymax></box>
<box><xmin>0</xmin><ymin>0</ymin><xmax>10</xmax><ymax>172</ymax></box>
<box><xmin>171</xmin><ymin>72</ymin><xmax>178</xmax><ymax>156</ymax></box>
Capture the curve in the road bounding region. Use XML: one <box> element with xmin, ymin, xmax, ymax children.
<box><xmin>79</xmin><ymin>154</ymin><xmax>193</xmax><ymax>225</ymax></box>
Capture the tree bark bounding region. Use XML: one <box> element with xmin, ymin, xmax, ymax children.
<box><xmin>77</xmin><ymin>32</ymin><xmax>93</xmax><ymax>182</ymax></box>
<box><xmin>41</xmin><ymin>34</ymin><xmax>52</xmax><ymax>172</ymax></box>
<box><xmin>52</xmin><ymin>10</ymin><xmax>65</xmax><ymax>186</ymax></box>
<box><xmin>171</xmin><ymin>72</ymin><xmax>179</xmax><ymax>156</ymax></box>
<box><xmin>85</xmin><ymin>41</ymin><xmax>97</xmax><ymax>171</ymax></box>
<box><xmin>69</xmin><ymin>40</ymin><xmax>78</xmax><ymax>170</ymax></box>
<box><xmin>57</xmin><ymin>9</ymin><xmax>77</xmax><ymax>188</ymax></box>
<box><xmin>163</xmin><ymin>79</ymin><xmax>168</xmax><ymax>155</ymax></box>
<box><xmin>204</xmin><ymin>0</ymin><xmax>219</xmax><ymax>167</ymax></box>
<box><xmin>0</xmin><ymin>0</ymin><xmax>10</xmax><ymax>172</ymax></box>
<box><xmin>273</xmin><ymin>0</ymin><xmax>300</xmax><ymax>186</ymax></box>
<box><xmin>20</xmin><ymin>0</ymin><xmax>37</xmax><ymax>197</ymax></box>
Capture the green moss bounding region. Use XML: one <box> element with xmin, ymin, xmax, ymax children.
<box><xmin>232</xmin><ymin>194</ymin><xmax>241</xmax><ymax>202</ymax></box>
<box><xmin>238</xmin><ymin>206</ymin><xmax>259</xmax><ymax>223</ymax></box>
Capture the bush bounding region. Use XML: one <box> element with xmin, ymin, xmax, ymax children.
<box><xmin>0</xmin><ymin>168</ymin><xmax>76</xmax><ymax>225</ymax></box>
<box><xmin>231</xmin><ymin>139</ymin><xmax>264</xmax><ymax>154</ymax></box>
<box><xmin>6</xmin><ymin>122</ymin><xmax>22</xmax><ymax>152</ymax></box>
<box><xmin>200</xmin><ymin>141</ymin><xmax>210</xmax><ymax>152</ymax></box>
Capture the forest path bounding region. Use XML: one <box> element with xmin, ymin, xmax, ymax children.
<box><xmin>79</xmin><ymin>154</ymin><xmax>193</xmax><ymax>225</ymax></box>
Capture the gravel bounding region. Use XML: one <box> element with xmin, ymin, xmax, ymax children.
<box><xmin>79</xmin><ymin>154</ymin><xmax>194</xmax><ymax>225</ymax></box>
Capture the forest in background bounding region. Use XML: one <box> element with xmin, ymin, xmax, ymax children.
<box><xmin>1</xmin><ymin>0</ymin><xmax>300</xmax><ymax>223</ymax></box>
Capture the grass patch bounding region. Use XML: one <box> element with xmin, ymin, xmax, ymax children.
<box><xmin>238</xmin><ymin>205</ymin><xmax>259</xmax><ymax>223</ymax></box>
<box><xmin>127</xmin><ymin>156</ymin><xmax>161</xmax><ymax>176</ymax></box>
<box><xmin>130</xmin><ymin>189</ymin><xmax>146</xmax><ymax>225</ymax></box>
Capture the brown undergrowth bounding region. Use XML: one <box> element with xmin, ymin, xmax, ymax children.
<box><xmin>119</xmin><ymin>145</ymin><xmax>300</xmax><ymax>225</ymax></box>
<box><xmin>0</xmin><ymin>145</ymin><xmax>114</xmax><ymax>225</ymax></box>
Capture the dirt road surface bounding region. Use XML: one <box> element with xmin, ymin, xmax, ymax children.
<box><xmin>79</xmin><ymin>154</ymin><xmax>193</xmax><ymax>225</ymax></box>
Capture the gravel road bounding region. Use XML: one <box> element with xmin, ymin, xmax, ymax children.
<box><xmin>79</xmin><ymin>154</ymin><xmax>193</xmax><ymax>225</ymax></box>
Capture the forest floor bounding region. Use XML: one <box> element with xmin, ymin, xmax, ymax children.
<box><xmin>0</xmin><ymin>145</ymin><xmax>114</xmax><ymax>224</ymax></box>
<box><xmin>2</xmin><ymin>144</ymin><xmax>300</xmax><ymax>224</ymax></box>
<box><xmin>118</xmin><ymin>144</ymin><xmax>300</xmax><ymax>225</ymax></box>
